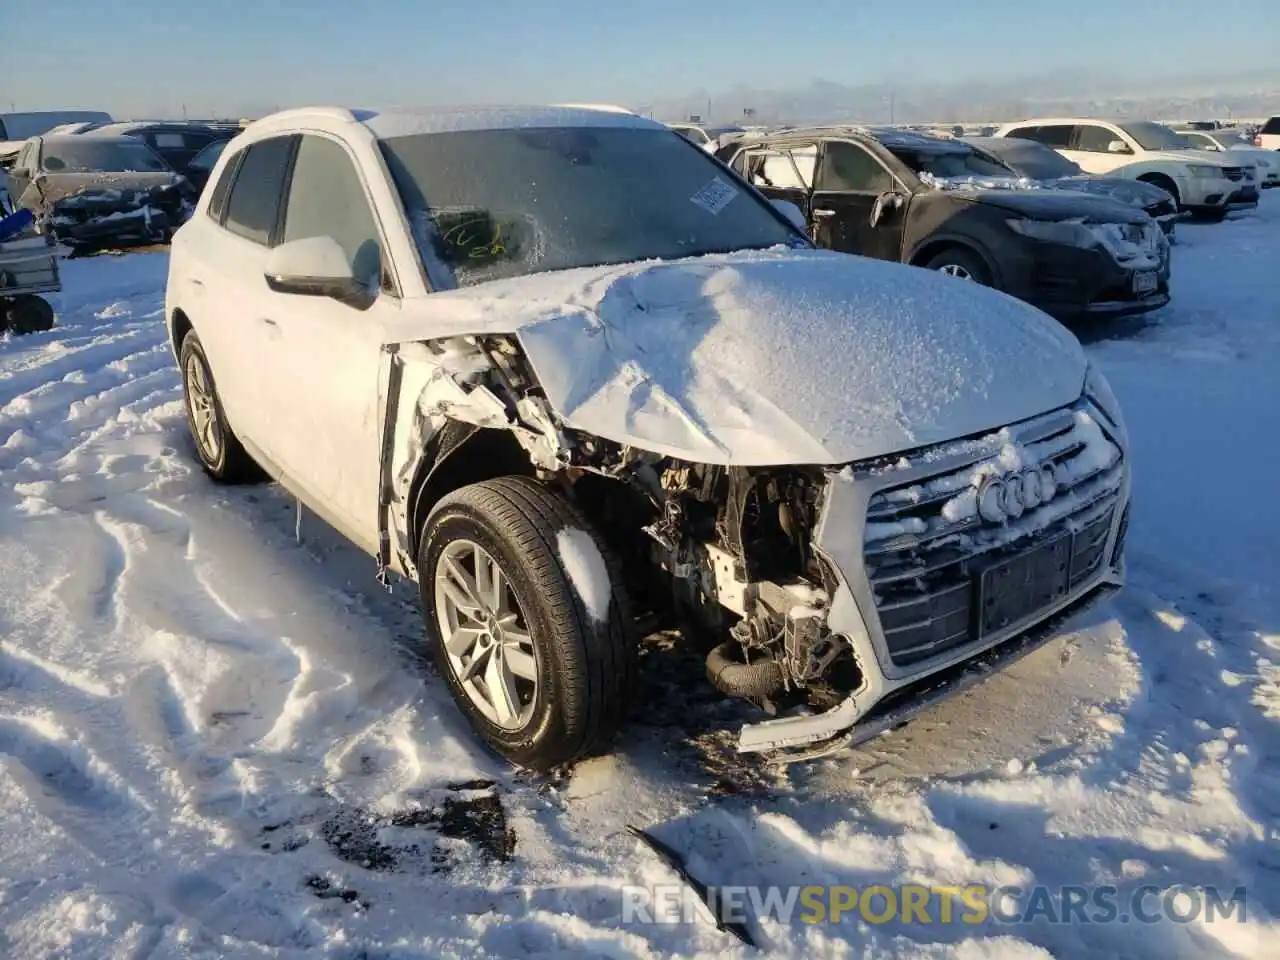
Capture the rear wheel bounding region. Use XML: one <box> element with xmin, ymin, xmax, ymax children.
<box><xmin>3</xmin><ymin>295</ymin><xmax>55</xmax><ymax>335</ymax></box>
<box><xmin>179</xmin><ymin>332</ymin><xmax>262</xmax><ymax>483</ymax></box>
<box><xmin>419</xmin><ymin>477</ymin><xmax>637</xmax><ymax>770</ymax></box>
<box><xmin>925</xmin><ymin>247</ymin><xmax>992</xmax><ymax>286</ymax></box>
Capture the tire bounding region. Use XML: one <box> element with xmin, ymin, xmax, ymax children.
<box><xmin>925</xmin><ymin>247</ymin><xmax>992</xmax><ymax>285</ymax></box>
<box><xmin>1191</xmin><ymin>206</ymin><xmax>1228</xmax><ymax>223</ymax></box>
<box><xmin>4</xmin><ymin>295</ymin><xmax>55</xmax><ymax>335</ymax></box>
<box><xmin>1138</xmin><ymin>174</ymin><xmax>1180</xmax><ymax>208</ymax></box>
<box><xmin>178</xmin><ymin>331</ymin><xmax>262</xmax><ymax>483</ymax></box>
<box><xmin>419</xmin><ymin>477</ymin><xmax>637</xmax><ymax>770</ymax></box>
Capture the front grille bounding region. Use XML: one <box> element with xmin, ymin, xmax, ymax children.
<box><xmin>1222</xmin><ymin>166</ymin><xmax>1244</xmax><ymax>182</ymax></box>
<box><xmin>862</xmin><ymin>405</ymin><xmax>1124</xmax><ymax>668</ymax></box>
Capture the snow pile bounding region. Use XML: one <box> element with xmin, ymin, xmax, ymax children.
<box><xmin>556</xmin><ymin>526</ymin><xmax>613</xmax><ymax>624</ymax></box>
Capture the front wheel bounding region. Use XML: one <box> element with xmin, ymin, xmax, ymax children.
<box><xmin>419</xmin><ymin>477</ymin><xmax>636</xmax><ymax>770</ymax></box>
<box><xmin>925</xmin><ymin>248</ymin><xmax>992</xmax><ymax>285</ymax></box>
<box><xmin>1190</xmin><ymin>206</ymin><xmax>1229</xmax><ymax>223</ymax></box>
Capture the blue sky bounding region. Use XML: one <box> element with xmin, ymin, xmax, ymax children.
<box><xmin>5</xmin><ymin>0</ymin><xmax>1276</xmax><ymax>118</ymax></box>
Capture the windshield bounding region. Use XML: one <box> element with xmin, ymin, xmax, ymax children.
<box><xmin>979</xmin><ymin>140</ymin><xmax>1082</xmax><ymax>178</ymax></box>
<box><xmin>890</xmin><ymin>146</ymin><xmax>1013</xmax><ymax>179</ymax></box>
<box><xmin>41</xmin><ymin>138</ymin><xmax>170</xmax><ymax>174</ymax></box>
<box><xmin>1119</xmin><ymin>122</ymin><xmax>1195</xmax><ymax>151</ymax></box>
<box><xmin>380</xmin><ymin>127</ymin><xmax>799</xmax><ymax>287</ymax></box>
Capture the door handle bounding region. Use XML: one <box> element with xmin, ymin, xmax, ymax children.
<box><xmin>260</xmin><ymin>317</ymin><xmax>281</xmax><ymax>339</ymax></box>
<box><xmin>812</xmin><ymin>208</ymin><xmax>836</xmax><ymax>219</ymax></box>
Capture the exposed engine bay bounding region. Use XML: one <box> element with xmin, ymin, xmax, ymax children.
<box><xmin>383</xmin><ymin>333</ymin><xmax>864</xmax><ymax>721</ymax></box>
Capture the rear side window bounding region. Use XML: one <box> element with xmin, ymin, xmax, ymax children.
<box><xmin>740</xmin><ymin>146</ymin><xmax>817</xmax><ymax>189</ymax></box>
<box><xmin>282</xmin><ymin>135</ymin><xmax>382</xmax><ymax>286</ymax></box>
<box><xmin>1008</xmin><ymin>124</ymin><xmax>1074</xmax><ymax>148</ymax></box>
<box><xmin>817</xmin><ymin>142</ymin><xmax>893</xmax><ymax>193</ymax></box>
<box><xmin>223</xmin><ymin>136</ymin><xmax>295</xmax><ymax>245</ymax></box>
<box><xmin>206</xmin><ymin>146</ymin><xmax>243</xmax><ymax>222</ymax></box>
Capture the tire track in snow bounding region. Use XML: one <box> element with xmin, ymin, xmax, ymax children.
<box><xmin>0</xmin><ymin>714</ymin><xmax>154</xmax><ymax>863</ymax></box>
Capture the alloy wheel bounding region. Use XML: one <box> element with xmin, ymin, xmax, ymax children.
<box><xmin>184</xmin><ymin>353</ymin><xmax>222</xmax><ymax>463</ymax></box>
<box><xmin>433</xmin><ymin>539</ymin><xmax>539</xmax><ymax>730</ymax></box>
<box><xmin>938</xmin><ymin>263</ymin><xmax>973</xmax><ymax>280</ymax></box>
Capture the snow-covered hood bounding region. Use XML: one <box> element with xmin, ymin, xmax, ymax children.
<box><xmin>1046</xmin><ymin>176</ymin><xmax>1174</xmax><ymax>209</ymax></box>
<box><xmin>1139</xmin><ymin>148</ymin><xmax>1240</xmax><ymax>169</ymax></box>
<box><xmin>387</xmin><ymin>249</ymin><xmax>1086</xmax><ymax>466</ymax></box>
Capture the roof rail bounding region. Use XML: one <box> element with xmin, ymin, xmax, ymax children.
<box><xmin>251</xmin><ymin>106</ymin><xmax>362</xmax><ymax>127</ymax></box>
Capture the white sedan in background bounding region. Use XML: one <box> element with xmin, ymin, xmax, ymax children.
<box><xmin>1176</xmin><ymin>128</ymin><xmax>1279</xmax><ymax>189</ymax></box>
<box><xmin>994</xmin><ymin>118</ymin><xmax>1258</xmax><ymax>220</ymax></box>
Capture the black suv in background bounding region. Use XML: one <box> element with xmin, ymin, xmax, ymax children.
<box><xmin>715</xmin><ymin>128</ymin><xmax>1171</xmax><ymax>323</ymax></box>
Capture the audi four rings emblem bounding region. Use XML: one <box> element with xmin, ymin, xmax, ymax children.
<box><xmin>977</xmin><ymin>465</ymin><xmax>1060</xmax><ymax>523</ymax></box>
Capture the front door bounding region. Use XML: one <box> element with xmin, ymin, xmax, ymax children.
<box><xmin>253</xmin><ymin>132</ymin><xmax>396</xmax><ymax>547</ymax></box>
<box><xmin>1063</xmin><ymin>124</ymin><xmax>1134</xmax><ymax>175</ymax></box>
<box><xmin>808</xmin><ymin>140</ymin><xmax>908</xmax><ymax>262</ymax></box>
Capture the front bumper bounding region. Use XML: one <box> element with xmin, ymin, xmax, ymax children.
<box><xmin>1001</xmin><ymin>236</ymin><xmax>1171</xmax><ymax>323</ymax></box>
<box><xmin>738</xmin><ymin>401</ymin><xmax>1130</xmax><ymax>755</ymax></box>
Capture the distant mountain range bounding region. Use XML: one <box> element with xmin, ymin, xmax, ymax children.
<box><xmin>644</xmin><ymin>70</ymin><xmax>1280</xmax><ymax>126</ymax></box>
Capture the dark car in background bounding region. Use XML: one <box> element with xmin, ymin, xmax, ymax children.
<box><xmin>6</xmin><ymin>135</ymin><xmax>196</xmax><ymax>250</ymax></box>
<box><xmin>78</xmin><ymin>122</ymin><xmax>238</xmax><ymax>180</ymax></box>
<box><xmin>716</xmin><ymin>127</ymin><xmax>1171</xmax><ymax>323</ymax></box>
<box><xmin>183</xmin><ymin>138</ymin><xmax>231</xmax><ymax>192</ymax></box>
<box><xmin>965</xmin><ymin>136</ymin><xmax>1182</xmax><ymax>238</ymax></box>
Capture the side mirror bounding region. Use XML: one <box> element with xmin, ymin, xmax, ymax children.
<box><xmin>1106</xmin><ymin>140</ymin><xmax>1131</xmax><ymax>154</ymax></box>
<box><xmin>770</xmin><ymin>198</ymin><xmax>808</xmax><ymax>232</ymax></box>
<box><xmin>264</xmin><ymin>236</ymin><xmax>370</xmax><ymax>306</ymax></box>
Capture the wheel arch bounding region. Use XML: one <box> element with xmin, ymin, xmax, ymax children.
<box><xmin>1135</xmin><ymin>171</ymin><xmax>1181</xmax><ymax>206</ymax></box>
<box><xmin>405</xmin><ymin>422</ymin><xmax>537</xmax><ymax>568</ymax></box>
<box><xmin>908</xmin><ymin>235</ymin><xmax>1002</xmax><ymax>287</ymax></box>
<box><xmin>169</xmin><ymin>307</ymin><xmax>193</xmax><ymax>359</ymax></box>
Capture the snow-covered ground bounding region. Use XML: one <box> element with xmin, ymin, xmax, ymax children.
<box><xmin>0</xmin><ymin>197</ymin><xmax>1277</xmax><ymax>958</ymax></box>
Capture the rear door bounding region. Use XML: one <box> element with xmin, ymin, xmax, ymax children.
<box><xmin>251</xmin><ymin>132</ymin><xmax>399</xmax><ymax>547</ymax></box>
<box><xmin>175</xmin><ymin>135</ymin><xmax>296</xmax><ymax>443</ymax></box>
<box><xmin>729</xmin><ymin>141</ymin><xmax>817</xmax><ymax>227</ymax></box>
<box><xmin>808</xmin><ymin>139</ymin><xmax>906</xmax><ymax>261</ymax></box>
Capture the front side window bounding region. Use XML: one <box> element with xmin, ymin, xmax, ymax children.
<box><xmin>1075</xmin><ymin>124</ymin><xmax>1127</xmax><ymax>153</ymax></box>
<box><xmin>380</xmin><ymin>126</ymin><xmax>799</xmax><ymax>288</ymax></box>
<box><xmin>817</xmin><ymin>142</ymin><xmax>894</xmax><ymax>192</ymax></box>
<box><xmin>282</xmin><ymin>135</ymin><xmax>382</xmax><ymax>286</ymax></box>
<box><xmin>38</xmin><ymin>138</ymin><xmax>170</xmax><ymax>174</ymax></box>
<box><xmin>223</xmin><ymin>135</ymin><xmax>294</xmax><ymax>245</ymax></box>
<box><xmin>1262</xmin><ymin>117</ymin><xmax>1280</xmax><ymax>135</ymax></box>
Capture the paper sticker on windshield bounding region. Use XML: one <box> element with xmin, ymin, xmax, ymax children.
<box><xmin>689</xmin><ymin>177</ymin><xmax>739</xmax><ymax>215</ymax></box>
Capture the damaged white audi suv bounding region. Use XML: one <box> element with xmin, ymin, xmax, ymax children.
<box><xmin>165</xmin><ymin>105</ymin><xmax>1131</xmax><ymax>770</ymax></box>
